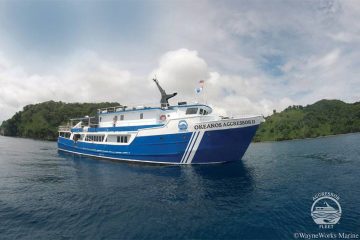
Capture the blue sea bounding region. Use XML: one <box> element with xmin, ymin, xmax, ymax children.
<box><xmin>0</xmin><ymin>134</ymin><xmax>359</xmax><ymax>239</ymax></box>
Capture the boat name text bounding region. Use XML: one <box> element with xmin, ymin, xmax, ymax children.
<box><xmin>194</xmin><ymin>120</ymin><xmax>256</xmax><ymax>130</ymax></box>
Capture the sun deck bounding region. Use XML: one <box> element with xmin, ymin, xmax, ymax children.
<box><xmin>58</xmin><ymin>103</ymin><xmax>213</xmax><ymax>133</ymax></box>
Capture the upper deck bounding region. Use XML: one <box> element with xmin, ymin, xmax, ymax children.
<box><xmin>97</xmin><ymin>103</ymin><xmax>213</xmax><ymax>128</ymax></box>
<box><xmin>58</xmin><ymin>102</ymin><xmax>214</xmax><ymax>133</ymax></box>
<box><xmin>58</xmin><ymin>78</ymin><xmax>217</xmax><ymax>133</ymax></box>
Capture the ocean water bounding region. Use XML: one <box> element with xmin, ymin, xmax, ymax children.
<box><xmin>0</xmin><ymin>134</ymin><xmax>359</xmax><ymax>239</ymax></box>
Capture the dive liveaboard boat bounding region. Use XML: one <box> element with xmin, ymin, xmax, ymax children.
<box><xmin>57</xmin><ymin>78</ymin><xmax>263</xmax><ymax>164</ymax></box>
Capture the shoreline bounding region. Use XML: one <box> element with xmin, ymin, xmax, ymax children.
<box><xmin>0</xmin><ymin>135</ymin><xmax>56</xmax><ymax>142</ymax></box>
<box><xmin>1</xmin><ymin>131</ymin><xmax>359</xmax><ymax>144</ymax></box>
<box><xmin>252</xmin><ymin>131</ymin><xmax>360</xmax><ymax>144</ymax></box>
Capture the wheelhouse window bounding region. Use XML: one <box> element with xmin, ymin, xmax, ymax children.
<box><xmin>199</xmin><ymin>108</ymin><xmax>208</xmax><ymax>115</ymax></box>
<box><xmin>186</xmin><ymin>108</ymin><xmax>198</xmax><ymax>115</ymax></box>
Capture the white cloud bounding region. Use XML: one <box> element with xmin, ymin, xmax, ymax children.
<box><xmin>149</xmin><ymin>49</ymin><xmax>209</xmax><ymax>95</ymax></box>
<box><xmin>0</xmin><ymin>51</ymin><xmax>150</xmax><ymax>120</ymax></box>
<box><xmin>148</xmin><ymin>49</ymin><xmax>294</xmax><ymax>117</ymax></box>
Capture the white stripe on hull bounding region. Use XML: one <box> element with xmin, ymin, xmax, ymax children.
<box><xmin>181</xmin><ymin>131</ymin><xmax>199</xmax><ymax>164</ymax></box>
<box><xmin>180</xmin><ymin>131</ymin><xmax>204</xmax><ymax>164</ymax></box>
<box><xmin>185</xmin><ymin>131</ymin><xmax>204</xmax><ymax>164</ymax></box>
<box><xmin>180</xmin><ymin>131</ymin><xmax>195</xmax><ymax>163</ymax></box>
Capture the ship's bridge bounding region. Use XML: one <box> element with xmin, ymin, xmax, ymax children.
<box><xmin>97</xmin><ymin>103</ymin><xmax>213</xmax><ymax>128</ymax></box>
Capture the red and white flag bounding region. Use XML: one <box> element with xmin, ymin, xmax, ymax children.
<box><xmin>199</xmin><ymin>80</ymin><xmax>205</xmax><ymax>87</ymax></box>
<box><xmin>195</xmin><ymin>80</ymin><xmax>205</xmax><ymax>94</ymax></box>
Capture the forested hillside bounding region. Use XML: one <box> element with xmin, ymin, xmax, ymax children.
<box><xmin>254</xmin><ymin>99</ymin><xmax>360</xmax><ymax>142</ymax></box>
<box><xmin>0</xmin><ymin>101</ymin><xmax>119</xmax><ymax>140</ymax></box>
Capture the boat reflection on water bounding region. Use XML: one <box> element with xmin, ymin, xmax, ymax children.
<box><xmin>58</xmin><ymin>151</ymin><xmax>255</xmax><ymax>202</ymax></box>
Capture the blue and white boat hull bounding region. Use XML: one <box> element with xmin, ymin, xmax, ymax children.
<box><xmin>58</xmin><ymin>117</ymin><xmax>262</xmax><ymax>164</ymax></box>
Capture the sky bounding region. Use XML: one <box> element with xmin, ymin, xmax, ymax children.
<box><xmin>0</xmin><ymin>0</ymin><xmax>359</xmax><ymax>121</ymax></box>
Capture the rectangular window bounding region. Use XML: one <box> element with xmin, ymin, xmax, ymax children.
<box><xmin>186</xmin><ymin>108</ymin><xmax>198</xmax><ymax>115</ymax></box>
<box><xmin>116</xmin><ymin>135</ymin><xmax>129</xmax><ymax>143</ymax></box>
<box><xmin>85</xmin><ymin>135</ymin><xmax>105</xmax><ymax>142</ymax></box>
<box><xmin>120</xmin><ymin>115</ymin><xmax>124</xmax><ymax>120</ymax></box>
<box><xmin>140</xmin><ymin>113</ymin><xmax>143</xmax><ymax>119</ymax></box>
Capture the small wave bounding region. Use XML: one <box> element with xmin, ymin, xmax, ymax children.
<box><xmin>40</xmin><ymin>147</ymin><xmax>51</xmax><ymax>151</ymax></box>
<box><xmin>27</xmin><ymin>175</ymin><xmax>66</xmax><ymax>184</ymax></box>
<box><xmin>300</xmin><ymin>153</ymin><xmax>349</xmax><ymax>163</ymax></box>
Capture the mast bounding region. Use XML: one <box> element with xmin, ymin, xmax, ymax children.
<box><xmin>153</xmin><ymin>78</ymin><xmax>177</xmax><ymax>108</ymax></box>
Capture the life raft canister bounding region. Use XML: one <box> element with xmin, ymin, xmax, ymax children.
<box><xmin>160</xmin><ymin>115</ymin><xmax>167</xmax><ymax>121</ymax></box>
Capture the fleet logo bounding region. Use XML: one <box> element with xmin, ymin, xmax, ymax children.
<box><xmin>311</xmin><ymin>192</ymin><xmax>342</xmax><ymax>229</ymax></box>
<box><xmin>293</xmin><ymin>193</ymin><xmax>358</xmax><ymax>238</ymax></box>
<box><xmin>178</xmin><ymin>120</ymin><xmax>188</xmax><ymax>131</ymax></box>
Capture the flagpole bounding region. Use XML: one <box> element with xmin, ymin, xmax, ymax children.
<box><xmin>195</xmin><ymin>80</ymin><xmax>206</xmax><ymax>104</ymax></box>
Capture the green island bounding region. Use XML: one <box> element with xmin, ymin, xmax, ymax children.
<box><xmin>254</xmin><ymin>99</ymin><xmax>360</xmax><ymax>142</ymax></box>
<box><xmin>0</xmin><ymin>99</ymin><xmax>359</xmax><ymax>142</ymax></box>
<box><xmin>0</xmin><ymin>101</ymin><xmax>119</xmax><ymax>141</ymax></box>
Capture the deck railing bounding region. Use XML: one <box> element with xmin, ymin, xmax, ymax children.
<box><xmin>58</xmin><ymin>125</ymin><xmax>71</xmax><ymax>132</ymax></box>
<box><xmin>96</xmin><ymin>100</ymin><xmax>201</xmax><ymax>114</ymax></box>
<box><xmin>97</xmin><ymin>105</ymin><xmax>155</xmax><ymax>114</ymax></box>
<box><xmin>58</xmin><ymin>116</ymin><xmax>99</xmax><ymax>132</ymax></box>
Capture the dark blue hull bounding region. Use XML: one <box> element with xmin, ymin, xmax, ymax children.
<box><xmin>58</xmin><ymin>125</ymin><xmax>259</xmax><ymax>164</ymax></box>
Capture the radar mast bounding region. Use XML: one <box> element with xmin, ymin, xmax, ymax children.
<box><xmin>152</xmin><ymin>78</ymin><xmax>177</xmax><ymax>108</ymax></box>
